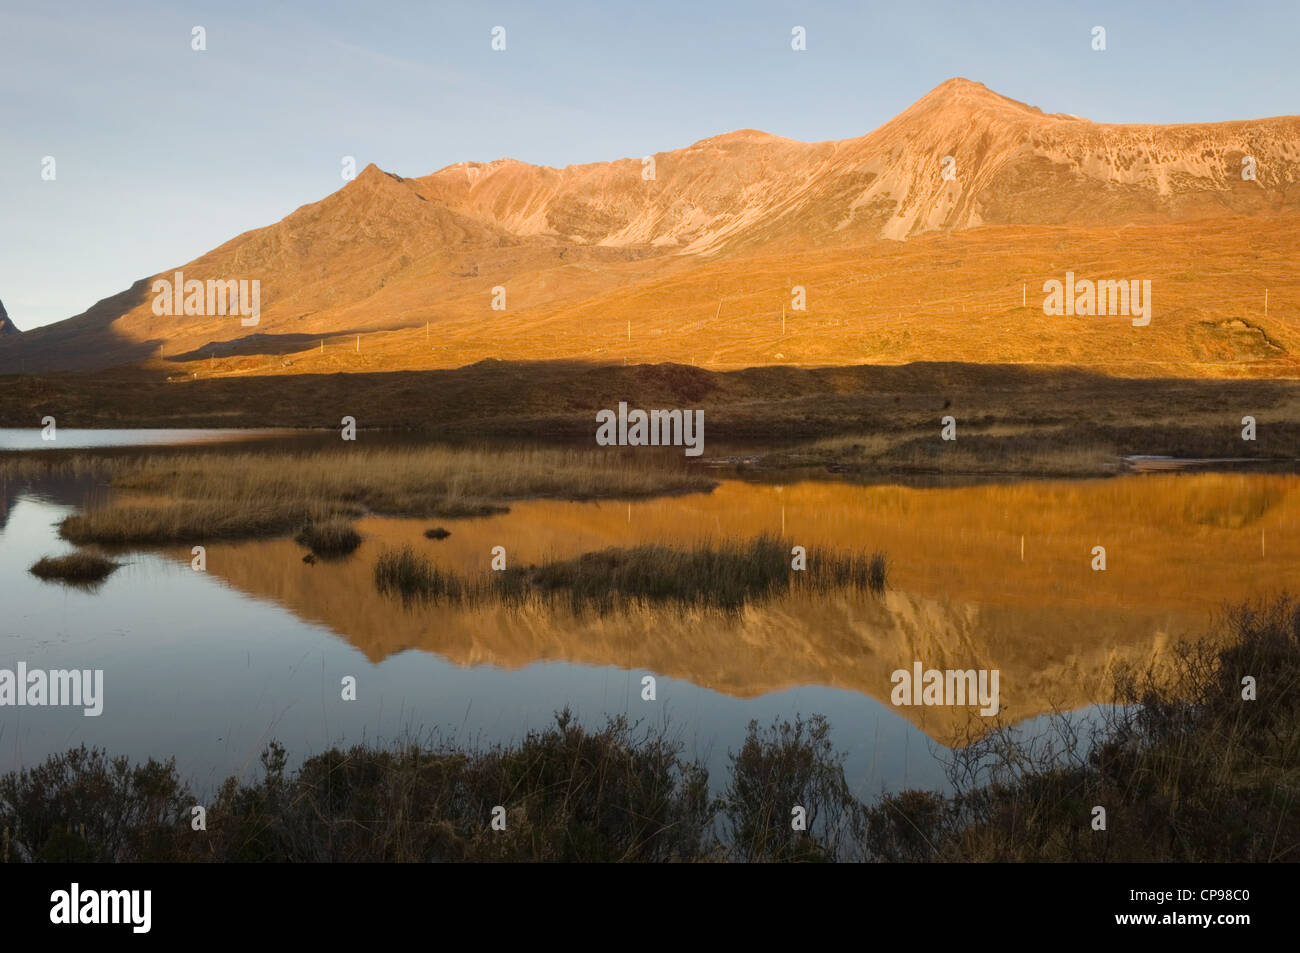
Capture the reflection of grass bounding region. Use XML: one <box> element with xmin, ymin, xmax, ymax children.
<box><xmin>375</xmin><ymin>534</ymin><xmax>887</xmax><ymax>613</ymax></box>
<box><xmin>46</xmin><ymin>446</ymin><xmax>714</xmax><ymax>546</ymax></box>
<box><xmin>29</xmin><ymin>551</ymin><xmax>120</xmax><ymax>586</ymax></box>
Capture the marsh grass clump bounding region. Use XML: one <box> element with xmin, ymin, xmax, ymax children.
<box><xmin>29</xmin><ymin>551</ymin><xmax>120</xmax><ymax>586</ymax></box>
<box><xmin>375</xmin><ymin>545</ymin><xmax>464</xmax><ymax>603</ymax></box>
<box><xmin>807</xmin><ymin>548</ymin><xmax>887</xmax><ymax>595</ymax></box>
<box><xmin>372</xmin><ymin>534</ymin><xmax>887</xmax><ymax>614</ymax></box>
<box><xmin>295</xmin><ymin>518</ymin><xmax>362</xmax><ymax>558</ymax></box>
<box><xmin>529</xmin><ymin>536</ymin><xmax>792</xmax><ymax>614</ymax></box>
<box><xmin>529</xmin><ymin>534</ymin><xmax>887</xmax><ymax>614</ymax></box>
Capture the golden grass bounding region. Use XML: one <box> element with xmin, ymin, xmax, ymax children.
<box><xmin>47</xmin><ymin>446</ymin><xmax>715</xmax><ymax>546</ymax></box>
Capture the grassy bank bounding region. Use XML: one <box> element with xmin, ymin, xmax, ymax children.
<box><xmin>4</xmin><ymin>596</ymin><xmax>1295</xmax><ymax>862</ymax></box>
<box><xmin>374</xmin><ymin>534</ymin><xmax>888</xmax><ymax>613</ymax></box>
<box><xmin>762</xmin><ymin>430</ymin><xmax>1122</xmax><ymax>477</ymax></box>
<box><xmin>3</xmin><ymin>445</ymin><xmax>716</xmax><ymax>546</ymax></box>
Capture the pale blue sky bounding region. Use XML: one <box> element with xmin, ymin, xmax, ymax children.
<box><xmin>2</xmin><ymin>0</ymin><xmax>1296</xmax><ymax>330</ymax></box>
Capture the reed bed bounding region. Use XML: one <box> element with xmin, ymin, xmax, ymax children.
<box><xmin>374</xmin><ymin>534</ymin><xmax>887</xmax><ymax>614</ymax></box>
<box><xmin>3</xmin><ymin>445</ymin><xmax>715</xmax><ymax>546</ymax></box>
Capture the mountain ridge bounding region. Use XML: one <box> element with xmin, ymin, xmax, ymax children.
<box><xmin>3</xmin><ymin>78</ymin><xmax>1299</xmax><ymax>376</ymax></box>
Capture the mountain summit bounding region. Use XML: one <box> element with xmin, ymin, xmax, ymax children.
<box><xmin>0</xmin><ymin>298</ymin><xmax>18</xmax><ymax>336</ymax></box>
<box><xmin>2</xmin><ymin>79</ymin><xmax>1298</xmax><ymax>375</ymax></box>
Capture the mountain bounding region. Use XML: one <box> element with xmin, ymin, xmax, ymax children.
<box><xmin>4</xmin><ymin>78</ymin><xmax>1299</xmax><ymax>377</ymax></box>
<box><xmin>0</xmin><ymin>298</ymin><xmax>18</xmax><ymax>337</ymax></box>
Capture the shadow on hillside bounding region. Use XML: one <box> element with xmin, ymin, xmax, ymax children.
<box><xmin>0</xmin><ymin>279</ymin><xmax>163</xmax><ymax>375</ymax></box>
<box><xmin>167</xmin><ymin>331</ymin><xmax>384</xmax><ymax>361</ymax></box>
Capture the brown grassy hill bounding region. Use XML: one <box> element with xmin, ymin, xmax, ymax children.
<box><xmin>3</xmin><ymin>78</ymin><xmax>1298</xmax><ymax>377</ymax></box>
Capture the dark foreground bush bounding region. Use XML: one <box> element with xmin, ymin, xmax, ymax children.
<box><xmin>865</xmin><ymin>594</ymin><xmax>1300</xmax><ymax>862</ymax></box>
<box><xmin>2</xmin><ymin>597</ymin><xmax>1297</xmax><ymax>862</ymax></box>
<box><xmin>1</xmin><ymin>712</ymin><xmax>713</xmax><ymax>863</ymax></box>
<box><xmin>0</xmin><ymin>747</ymin><xmax>192</xmax><ymax>862</ymax></box>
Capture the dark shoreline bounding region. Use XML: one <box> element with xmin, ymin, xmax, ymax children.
<box><xmin>3</xmin><ymin>360</ymin><xmax>1300</xmax><ymax>481</ymax></box>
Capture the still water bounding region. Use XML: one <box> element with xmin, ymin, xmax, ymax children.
<box><xmin>0</xmin><ymin>428</ymin><xmax>297</xmax><ymax>451</ymax></box>
<box><xmin>3</xmin><ymin>434</ymin><xmax>1296</xmax><ymax>800</ymax></box>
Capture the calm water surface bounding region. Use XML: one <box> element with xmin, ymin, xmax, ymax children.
<box><xmin>4</xmin><ymin>431</ymin><xmax>1295</xmax><ymax>799</ymax></box>
<box><xmin>0</xmin><ymin>428</ymin><xmax>298</xmax><ymax>451</ymax></box>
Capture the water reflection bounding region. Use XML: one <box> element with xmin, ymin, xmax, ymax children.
<box><xmin>3</xmin><ymin>468</ymin><xmax>1294</xmax><ymax>798</ymax></box>
<box><xmin>171</xmin><ymin>474</ymin><xmax>1296</xmax><ymax>741</ymax></box>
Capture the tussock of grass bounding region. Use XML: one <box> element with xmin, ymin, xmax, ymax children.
<box><xmin>375</xmin><ymin>546</ymin><xmax>465</xmax><ymax>602</ymax></box>
<box><xmin>42</xmin><ymin>445</ymin><xmax>713</xmax><ymax>546</ymax></box>
<box><xmin>375</xmin><ymin>534</ymin><xmax>887</xmax><ymax>614</ymax></box>
<box><xmin>295</xmin><ymin>518</ymin><xmax>362</xmax><ymax>558</ymax></box>
<box><xmin>29</xmin><ymin>551</ymin><xmax>120</xmax><ymax>585</ymax></box>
